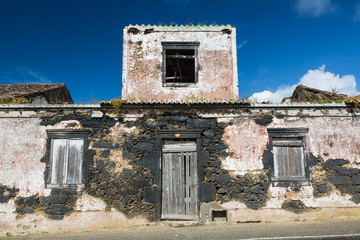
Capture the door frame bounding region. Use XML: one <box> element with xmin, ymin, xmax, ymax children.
<box><xmin>155</xmin><ymin>129</ymin><xmax>201</xmax><ymax>221</ymax></box>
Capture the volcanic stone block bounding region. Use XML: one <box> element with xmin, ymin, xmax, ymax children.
<box><xmin>203</xmin><ymin>129</ymin><xmax>215</xmax><ymax>138</ymax></box>
<box><xmin>324</xmin><ymin>159</ymin><xmax>350</xmax><ymax>167</ymax></box>
<box><xmin>318</xmin><ymin>185</ymin><xmax>332</xmax><ymax>193</ymax></box>
<box><xmin>119</xmin><ymin>169</ymin><xmax>135</xmax><ymax>179</ymax></box>
<box><xmin>131</xmin><ymin>179</ymin><xmax>150</xmax><ymax>187</ymax></box>
<box><xmin>255</xmin><ymin>116</ymin><xmax>273</xmax><ymax>126</ymax></box>
<box><xmin>92</xmin><ymin>142</ymin><xmax>119</xmax><ymax>149</ymax></box>
<box><xmin>251</xmin><ymin>184</ymin><xmax>262</xmax><ymax>194</ymax></box>
<box><xmin>45</xmin><ymin>195</ymin><xmax>67</xmax><ymax>204</ymax></box>
<box><xmin>187</xmin><ymin>118</ymin><xmax>214</xmax><ymax>129</ymax></box>
<box><xmin>353</xmin><ymin>176</ymin><xmax>360</xmax><ymax>184</ymax></box>
<box><xmin>216</xmin><ymin>174</ymin><xmax>231</xmax><ymax>182</ymax></box>
<box><xmin>143</xmin><ymin>152</ymin><xmax>159</xmax><ymax>170</ymax></box>
<box><xmin>133</xmin><ymin>142</ymin><xmax>154</xmax><ymax>152</ymax></box>
<box><xmin>101</xmin><ymin>149</ymin><xmax>111</xmax><ymax>158</ymax></box>
<box><xmin>207</xmin><ymin>144</ymin><xmax>227</xmax><ymax>152</ymax></box>
<box><xmin>198</xmin><ymin>151</ymin><xmax>210</xmax><ymax>166</ymax></box>
<box><xmin>48</xmin><ymin>204</ymin><xmax>73</xmax><ymax>215</ymax></box>
<box><xmin>209</xmin><ymin>160</ymin><xmax>221</xmax><ymax>167</ymax></box>
<box><xmin>144</xmin><ymin>186</ymin><xmax>160</xmax><ymax>203</ymax></box>
<box><xmin>327</xmin><ymin>176</ymin><xmax>351</xmax><ymax>185</ymax></box>
<box><xmin>199</xmin><ymin>182</ymin><xmax>216</xmax><ymax>202</ymax></box>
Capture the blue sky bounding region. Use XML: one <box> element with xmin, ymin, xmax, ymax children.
<box><xmin>1</xmin><ymin>0</ymin><xmax>360</xmax><ymax>103</ymax></box>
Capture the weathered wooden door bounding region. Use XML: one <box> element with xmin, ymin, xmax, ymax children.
<box><xmin>161</xmin><ymin>141</ymin><xmax>199</xmax><ymax>220</ymax></box>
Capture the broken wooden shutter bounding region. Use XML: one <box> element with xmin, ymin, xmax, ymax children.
<box><xmin>273</xmin><ymin>137</ymin><xmax>305</xmax><ymax>181</ymax></box>
<box><xmin>162</xmin><ymin>141</ymin><xmax>198</xmax><ymax>220</ymax></box>
<box><xmin>51</xmin><ymin>139</ymin><xmax>67</xmax><ymax>184</ymax></box>
<box><xmin>67</xmin><ymin>139</ymin><xmax>84</xmax><ymax>184</ymax></box>
<box><xmin>50</xmin><ymin>138</ymin><xmax>84</xmax><ymax>185</ymax></box>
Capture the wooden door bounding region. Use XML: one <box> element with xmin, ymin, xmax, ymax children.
<box><xmin>161</xmin><ymin>141</ymin><xmax>198</xmax><ymax>220</ymax></box>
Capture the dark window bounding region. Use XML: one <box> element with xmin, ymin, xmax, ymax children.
<box><xmin>46</xmin><ymin>129</ymin><xmax>88</xmax><ymax>188</ymax></box>
<box><xmin>162</xmin><ymin>42</ymin><xmax>199</xmax><ymax>87</ymax></box>
<box><xmin>267</xmin><ymin>128</ymin><xmax>309</xmax><ymax>185</ymax></box>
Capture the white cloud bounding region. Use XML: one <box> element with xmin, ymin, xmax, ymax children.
<box><xmin>0</xmin><ymin>67</ymin><xmax>52</xmax><ymax>84</ymax></box>
<box><xmin>250</xmin><ymin>84</ymin><xmax>297</xmax><ymax>103</ymax></box>
<box><xmin>295</xmin><ymin>0</ymin><xmax>335</xmax><ymax>17</ymax></box>
<box><xmin>354</xmin><ymin>3</ymin><xmax>360</xmax><ymax>22</ymax></box>
<box><xmin>249</xmin><ymin>65</ymin><xmax>358</xmax><ymax>103</ymax></box>
<box><xmin>237</xmin><ymin>40</ymin><xmax>248</xmax><ymax>49</ymax></box>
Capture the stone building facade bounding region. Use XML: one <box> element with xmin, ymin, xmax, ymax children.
<box><xmin>1</xmin><ymin>25</ymin><xmax>360</xmax><ymax>236</ymax></box>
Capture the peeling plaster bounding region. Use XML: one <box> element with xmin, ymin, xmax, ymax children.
<box><xmin>76</xmin><ymin>195</ymin><xmax>107</xmax><ymax>211</ymax></box>
<box><xmin>52</xmin><ymin>120</ymin><xmax>82</xmax><ymax>129</ymax></box>
<box><xmin>221</xmin><ymin>121</ymin><xmax>267</xmax><ymax>175</ymax></box>
<box><xmin>122</xmin><ymin>28</ymin><xmax>238</xmax><ymax>101</ymax></box>
<box><xmin>0</xmin><ymin>118</ymin><xmax>49</xmax><ymax>197</ymax></box>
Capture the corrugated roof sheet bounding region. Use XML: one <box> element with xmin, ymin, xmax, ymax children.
<box><xmin>0</xmin><ymin>84</ymin><xmax>67</xmax><ymax>99</ymax></box>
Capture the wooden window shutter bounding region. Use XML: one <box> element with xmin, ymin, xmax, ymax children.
<box><xmin>273</xmin><ymin>137</ymin><xmax>305</xmax><ymax>181</ymax></box>
<box><xmin>51</xmin><ymin>139</ymin><xmax>67</xmax><ymax>184</ymax></box>
<box><xmin>50</xmin><ymin>138</ymin><xmax>84</xmax><ymax>185</ymax></box>
<box><xmin>67</xmin><ymin>139</ymin><xmax>84</xmax><ymax>184</ymax></box>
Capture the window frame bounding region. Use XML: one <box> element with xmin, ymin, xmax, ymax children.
<box><xmin>162</xmin><ymin>42</ymin><xmax>200</xmax><ymax>87</ymax></box>
<box><xmin>267</xmin><ymin>128</ymin><xmax>310</xmax><ymax>187</ymax></box>
<box><xmin>45</xmin><ymin>129</ymin><xmax>89</xmax><ymax>189</ymax></box>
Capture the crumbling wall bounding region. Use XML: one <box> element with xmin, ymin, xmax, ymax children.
<box><xmin>218</xmin><ymin>112</ymin><xmax>360</xmax><ymax>219</ymax></box>
<box><xmin>122</xmin><ymin>25</ymin><xmax>238</xmax><ymax>101</ymax></box>
<box><xmin>1</xmin><ymin>105</ymin><xmax>360</xmax><ymax>235</ymax></box>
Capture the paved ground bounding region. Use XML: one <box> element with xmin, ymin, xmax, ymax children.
<box><xmin>7</xmin><ymin>218</ymin><xmax>360</xmax><ymax>240</ymax></box>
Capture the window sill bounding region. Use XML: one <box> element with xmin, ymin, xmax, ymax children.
<box><xmin>46</xmin><ymin>183</ymin><xmax>84</xmax><ymax>191</ymax></box>
<box><xmin>272</xmin><ymin>178</ymin><xmax>309</xmax><ymax>187</ymax></box>
<box><xmin>163</xmin><ymin>82</ymin><xmax>198</xmax><ymax>88</ymax></box>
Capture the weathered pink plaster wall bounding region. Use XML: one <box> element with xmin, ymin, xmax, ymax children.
<box><xmin>1</xmin><ymin>106</ymin><xmax>360</xmax><ymax>235</ymax></box>
<box><xmin>0</xmin><ymin>118</ymin><xmax>48</xmax><ymax>197</ymax></box>
<box><xmin>221</xmin><ymin>116</ymin><xmax>360</xmax><ymax>176</ymax></box>
<box><xmin>122</xmin><ymin>25</ymin><xmax>239</xmax><ymax>101</ymax></box>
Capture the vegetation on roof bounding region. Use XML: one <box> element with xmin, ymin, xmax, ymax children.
<box><xmin>0</xmin><ymin>97</ymin><xmax>29</xmax><ymax>104</ymax></box>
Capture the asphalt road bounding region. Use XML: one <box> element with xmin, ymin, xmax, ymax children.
<box><xmin>7</xmin><ymin>218</ymin><xmax>360</xmax><ymax>240</ymax></box>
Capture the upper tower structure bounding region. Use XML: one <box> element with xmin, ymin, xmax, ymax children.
<box><xmin>122</xmin><ymin>24</ymin><xmax>239</xmax><ymax>101</ymax></box>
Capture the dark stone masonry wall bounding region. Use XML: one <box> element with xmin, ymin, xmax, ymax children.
<box><xmin>0</xmin><ymin>184</ymin><xmax>19</xmax><ymax>203</ymax></box>
<box><xmin>10</xmin><ymin>110</ymin><xmax>274</xmax><ymax>220</ymax></box>
<box><xmin>8</xmin><ymin>109</ymin><xmax>360</xmax><ymax>220</ymax></box>
<box><xmin>15</xmin><ymin>189</ymin><xmax>78</xmax><ymax>220</ymax></box>
<box><xmin>312</xmin><ymin>158</ymin><xmax>360</xmax><ymax>203</ymax></box>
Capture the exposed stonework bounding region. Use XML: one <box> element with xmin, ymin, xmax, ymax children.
<box><xmin>312</xmin><ymin>158</ymin><xmax>360</xmax><ymax>203</ymax></box>
<box><xmin>0</xmin><ymin>185</ymin><xmax>19</xmax><ymax>203</ymax></box>
<box><xmin>1</xmin><ymin>103</ymin><xmax>360</xmax><ymax>236</ymax></box>
<box><xmin>284</xmin><ymin>85</ymin><xmax>347</xmax><ymax>103</ymax></box>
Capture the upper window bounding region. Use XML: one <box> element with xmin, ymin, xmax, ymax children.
<box><xmin>46</xmin><ymin>129</ymin><xmax>88</xmax><ymax>188</ymax></box>
<box><xmin>267</xmin><ymin>128</ymin><xmax>309</xmax><ymax>185</ymax></box>
<box><xmin>162</xmin><ymin>42</ymin><xmax>199</xmax><ymax>87</ymax></box>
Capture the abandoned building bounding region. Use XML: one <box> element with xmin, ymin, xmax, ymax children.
<box><xmin>0</xmin><ymin>83</ymin><xmax>74</xmax><ymax>104</ymax></box>
<box><xmin>1</xmin><ymin>25</ymin><xmax>360</xmax><ymax>236</ymax></box>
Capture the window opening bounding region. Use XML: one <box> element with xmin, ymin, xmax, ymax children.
<box><xmin>46</xmin><ymin>129</ymin><xmax>88</xmax><ymax>188</ymax></box>
<box><xmin>212</xmin><ymin>210</ymin><xmax>227</xmax><ymax>222</ymax></box>
<box><xmin>267</xmin><ymin>128</ymin><xmax>309</xmax><ymax>184</ymax></box>
<box><xmin>166</xmin><ymin>49</ymin><xmax>195</xmax><ymax>83</ymax></box>
<box><xmin>51</xmin><ymin>138</ymin><xmax>84</xmax><ymax>185</ymax></box>
<box><xmin>162</xmin><ymin>42</ymin><xmax>199</xmax><ymax>86</ymax></box>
